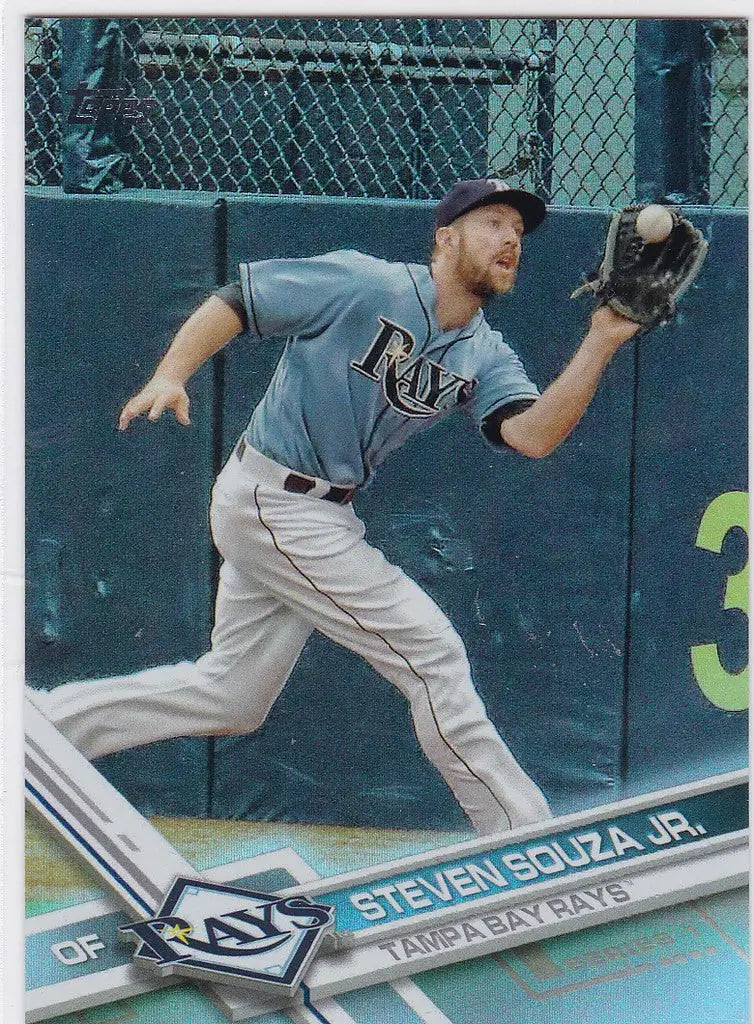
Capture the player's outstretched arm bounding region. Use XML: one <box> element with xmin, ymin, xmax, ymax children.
<box><xmin>118</xmin><ymin>296</ymin><xmax>244</xmax><ymax>430</ymax></box>
<box><xmin>499</xmin><ymin>306</ymin><xmax>640</xmax><ymax>458</ymax></box>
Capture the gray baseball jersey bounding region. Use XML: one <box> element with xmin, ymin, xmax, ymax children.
<box><xmin>239</xmin><ymin>250</ymin><xmax>539</xmax><ymax>487</ymax></box>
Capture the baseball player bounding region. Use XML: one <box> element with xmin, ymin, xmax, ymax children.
<box><xmin>31</xmin><ymin>179</ymin><xmax>645</xmax><ymax>836</ymax></box>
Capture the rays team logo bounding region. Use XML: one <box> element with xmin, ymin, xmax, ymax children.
<box><xmin>351</xmin><ymin>317</ymin><xmax>475</xmax><ymax>418</ymax></box>
<box><xmin>119</xmin><ymin>877</ymin><xmax>334</xmax><ymax>996</ymax></box>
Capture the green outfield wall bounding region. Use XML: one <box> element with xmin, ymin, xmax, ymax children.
<box><xmin>25</xmin><ymin>188</ymin><xmax>748</xmax><ymax>827</ymax></box>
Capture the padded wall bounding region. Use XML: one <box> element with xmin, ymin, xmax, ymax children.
<box><xmin>26</xmin><ymin>189</ymin><xmax>747</xmax><ymax>828</ymax></box>
<box><xmin>624</xmin><ymin>209</ymin><xmax>748</xmax><ymax>794</ymax></box>
<box><xmin>25</xmin><ymin>189</ymin><xmax>218</xmax><ymax>814</ymax></box>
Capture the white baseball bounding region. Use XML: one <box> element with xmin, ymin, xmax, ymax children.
<box><xmin>635</xmin><ymin>204</ymin><xmax>674</xmax><ymax>244</ymax></box>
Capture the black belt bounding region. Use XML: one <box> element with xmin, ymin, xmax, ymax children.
<box><xmin>281</xmin><ymin>473</ymin><xmax>356</xmax><ymax>504</ymax></box>
<box><xmin>236</xmin><ymin>439</ymin><xmax>355</xmax><ymax>505</ymax></box>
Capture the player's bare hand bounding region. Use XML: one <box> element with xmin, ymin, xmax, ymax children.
<box><xmin>118</xmin><ymin>376</ymin><xmax>191</xmax><ymax>430</ymax></box>
<box><xmin>589</xmin><ymin>306</ymin><xmax>642</xmax><ymax>349</ymax></box>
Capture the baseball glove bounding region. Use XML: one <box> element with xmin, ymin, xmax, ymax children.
<box><xmin>570</xmin><ymin>205</ymin><xmax>708</xmax><ymax>331</ymax></box>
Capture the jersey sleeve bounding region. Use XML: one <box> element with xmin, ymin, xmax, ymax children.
<box><xmin>463</xmin><ymin>336</ymin><xmax>540</xmax><ymax>430</ymax></box>
<box><xmin>238</xmin><ymin>251</ymin><xmax>359</xmax><ymax>340</ymax></box>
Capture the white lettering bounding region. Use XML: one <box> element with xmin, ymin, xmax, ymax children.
<box><xmin>417</xmin><ymin>872</ymin><xmax>453</xmax><ymax>902</ymax></box>
<box><xmin>551</xmin><ymin>838</ymin><xmax>590</xmax><ymax>867</ymax></box>
<box><xmin>646</xmin><ymin>814</ymin><xmax>673</xmax><ymax>845</ymax></box>
<box><xmin>77</xmin><ymin>934</ymin><xmax>105</xmax><ymax>959</ymax></box>
<box><xmin>526</xmin><ymin>844</ymin><xmax>566</xmax><ymax>875</ymax></box>
<box><xmin>657</xmin><ymin>811</ymin><xmax>698</xmax><ymax>841</ymax></box>
<box><xmin>576</xmin><ymin>831</ymin><xmax>617</xmax><ymax>862</ymax></box>
<box><xmin>609</xmin><ymin>826</ymin><xmax>645</xmax><ymax>856</ymax></box>
<box><xmin>371</xmin><ymin>885</ymin><xmax>405</xmax><ymax>914</ymax></box>
<box><xmin>395</xmin><ymin>880</ymin><xmax>433</xmax><ymax>910</ymax></box>
<box><xmin>51</xmin><ymin>940</ymin><xmax>88</xmax><ymax>965</ymax></box>
<box><xmin>502</xmin><ymin>852</ymin><xmax>538</xmax><ymax>881</ymax></box>
<box><xmin>466</xmin><ymin>858</ymin><xmax>509</xmax><ymax>890</ymax></box>
<box><xmin>444</xmin><ymin>867</ymin><xmax>482</xmax><ymax>897</ymax></box>
<box><xmin>350</xmin><ymin>892</ymin><xmax>386</xmax><ymax>920</ymax></box>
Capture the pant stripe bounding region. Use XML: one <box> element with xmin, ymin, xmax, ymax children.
<box><xmin>253</xmin><ymin>486</ymin><xmax>512</xmax><ymax>830</ymax></box>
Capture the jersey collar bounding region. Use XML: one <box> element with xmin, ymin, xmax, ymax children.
<box><xmin>411</xmin><ymin>263</ymin><xmax>486</xmax><ymax>339</ymax></box>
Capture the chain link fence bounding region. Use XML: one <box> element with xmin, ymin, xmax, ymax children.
<box><xmin>25</xmin><ymin>17</ymin><xmax>747</xmax><ymax>207</ymax></box>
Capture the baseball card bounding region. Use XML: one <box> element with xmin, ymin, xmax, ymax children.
<box><xmin>6</xmin><ymin>8</ymin><xmax>749</xmax><ymax>1024</ymax></box>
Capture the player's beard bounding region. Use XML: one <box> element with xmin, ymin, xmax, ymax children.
<box><xmin>455</xmin><ymin>243</ymin><xmax>517</xmax><ymax>303</ymax></box>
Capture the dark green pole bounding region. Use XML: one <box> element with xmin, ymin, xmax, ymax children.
<box><xmin>535</xmin><ymin>19</ymin><xmax>557</xmax><ymax>200</ymax></box>
<box><xmin>634</xmin><ymin>19</ymin><xmax>712</xmax><ymax>204</ymax></box>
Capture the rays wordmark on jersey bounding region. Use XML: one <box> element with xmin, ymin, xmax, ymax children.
<box><xmin>351</xmin><ymin>317</ymin><xmax>475</xmax><ymax>418</ymax></box>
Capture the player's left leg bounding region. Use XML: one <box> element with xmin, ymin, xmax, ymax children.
<box><xmin>309</xmin><ymin>584</ymin><xmax>553</xmax><ymax>835</ymax></box>
<box><xmin>228</xmin><ymin>480</ymin><xmax>551</xmax><ymax>835</ymax></box>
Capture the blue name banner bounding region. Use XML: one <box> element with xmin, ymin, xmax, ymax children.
<box><xmin>323</xmin><ymin>784</ymin><xmax>748</xmax><ymax>934</ymax></box>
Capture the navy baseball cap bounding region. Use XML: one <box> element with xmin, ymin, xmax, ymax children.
<box><xmin>435</xmin><ymin>179</ymin><xmax>547</xmax><ymax>234</ymax></box>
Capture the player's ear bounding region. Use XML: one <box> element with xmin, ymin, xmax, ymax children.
<box><xmin>434</xmin><ymin>225</ymin><xmax>456</xmax><ymax>254</ymax></box>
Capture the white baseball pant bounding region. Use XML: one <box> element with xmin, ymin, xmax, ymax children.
<box><xmin>40</xmin><ymin>443</ymin><xmax>551</xmax><ymax>835</ymax></box>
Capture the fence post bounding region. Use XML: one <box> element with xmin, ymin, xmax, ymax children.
<box><xmin>634</xmin><ymin>19</ymin><xmax>712</xmax><ymax>204</ymax></box>
<box><xmin>535</xmin><ymin>19</ymin><xmax>557</xmax><ymax>200</ymax></box>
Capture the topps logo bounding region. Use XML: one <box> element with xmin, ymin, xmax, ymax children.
<box><xmin>120</xmin><ymin>877</ymin><xmax>334</xmax><ymax>996</ymax></box>
<box><xmin>67</xmin><ymin>82</ymin><xmax>157</xmax><ymax>124</ymax></box>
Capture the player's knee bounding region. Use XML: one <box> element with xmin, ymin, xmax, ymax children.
<box><xmin>226</xmin><ymin>705</ymin><xmax>268</xmax><ymax>734</ymax></box>
<box><xmin>192</xmin><ymin>696</ymin><xmax>267</xmax><ymax>736</ymax></box>
<box><xmin>180</xmin><ymin>663</ymin><xmax>258</xmax><ymax>734</ymax></box>
<box><xmin>402</xmin><ymin>629</ymin><xmax>491</xmax><ymax>720</ymax></box>
<box><xmin>413</xmin><ymin>628</ymin><xmax>470</xmax><ymax>677</ymax></box>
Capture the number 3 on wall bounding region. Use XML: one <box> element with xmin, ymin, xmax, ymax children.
<box><xmin>690</xmin><ymin>490</ymin><xmax>748</xmax><ymax>711</ymax></box>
